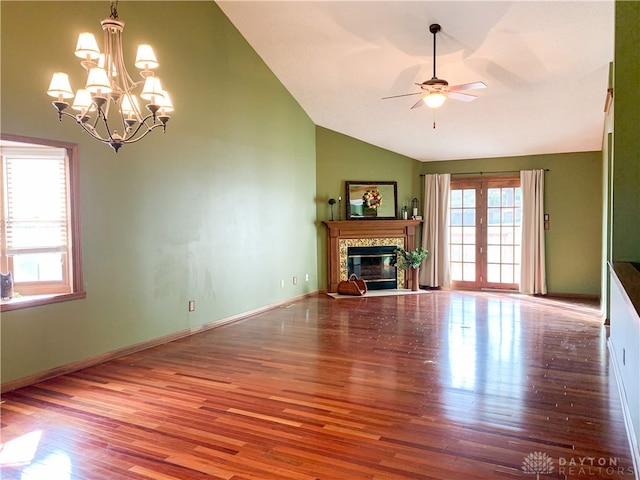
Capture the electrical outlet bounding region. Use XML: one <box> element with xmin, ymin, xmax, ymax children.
<box><xmin>293</xmin><ymin>276</ymin><xmax>298</xmax><ymax>285</ymax></box>
<box><xmin>280</xmin><ymin>279</ymin><xmax>285</xmax><ymax>288</ymax></box>
<box><xmin>188</xmin><ymin>300</ymin><xmax>195</xmax><ymax>312</ymax></box>
<box><xmin>305</xmin><ymin>273</ymin><xmax>309</xmax><ymax>282</ymax></box>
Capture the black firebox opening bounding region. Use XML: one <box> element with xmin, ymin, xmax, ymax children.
<box><xmin>347</xmin><ymin>245</ymin><xmax>398</xmax><ymax>290</ymax></box>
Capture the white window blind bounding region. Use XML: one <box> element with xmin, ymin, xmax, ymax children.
<box><xmin>4</xmin><ymin>151</ymin><xmax>69</xmax><ymax>256</ymax></box>
<box><xmin>0</xmin><ymin>137</ymin><xmax>82</xmax><ymax>306</ymax></box>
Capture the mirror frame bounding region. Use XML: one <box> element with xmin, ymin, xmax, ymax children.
<box><xmin>345</xmin><ymin>181</ymin><xmax>398</xmax><ymax>220</ymax></box>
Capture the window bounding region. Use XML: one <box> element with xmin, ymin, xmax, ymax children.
<box><xmin>0</xmin><ymin>134</ymin><xmax>84</xmax><ymax>311</ymax></box>
<box><xmin>449</xmin><ymin>176</ymin><xmax>521</xmax><ymax>290</ymax></box>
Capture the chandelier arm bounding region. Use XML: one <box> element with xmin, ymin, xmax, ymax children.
<box><xmin>109</xmin><ymin>108</ymin><xmax>165</xmax><ymax>144</ymax></box>
<box><xmin>112</xmin><ymin>30</ymin><xmax>142</xmax><ymax>142</ymax></box>
<box><xmin>56</xmin><ymin>110</ymin><xmax>82</xmax><ymax>123</ymax></box>
<box><xmin>124</xmin><ymin>108</ymin><xmax>170</xmax><ymax>140</ymax></box>
<box><xmin>119</xmin><ymin>117</ymin><xmax>131</xmax><ymax>141</ymax></box>
<box><xmin>56</xmin><ymin>110</ymin><xmax>113</xmax><ymax>144</ymax></box>
<box><xmin>88</xmin><ymin>109</ymin><xmax>102</xmax><ymax>131</ymax></box>
<box><xmin>76</xmin><ymin>122</ymin><xmax>113</xmax><ymax>145</ymax></box>
<box><xmin>119</xmin><ymin>123</ymin><xmax>167</xmax><ymax>144</ymax></box>
<box><xmin>95</xmin><ymin>104</ymin><xmax>119</xmax><ymax>143</ymax></box>
<box><xmin>140</xmin><ymin>112</ymin><xmax>158</xmax><ymax>128</ymax></box>
<box><xmin>121</xmin><ymin>117</ymin><xmax>154</xmax><ymax>142</ymax></box>
<box><xmin>55</xmin><ymin>109</ymin><xmax>166</xmax><ymax>146</ymax></box>
<box><xmin>84</xmin><ymin>112</ymin><xmax>115</xmax><ymax>144</ymax></box>
<box><xmin>111</xmin><ymin>25</ymin><xmax>138</xmax><ymax>96</ymax></box>
<box><xmin>118</xmin><ymin>97</ymin><xmax>150</xmax><ymax>142</ymax></box>
<box><xmin>103</xmin><ymin>99</ymin><xmax>113</xmax><ymax>126</ymax></box>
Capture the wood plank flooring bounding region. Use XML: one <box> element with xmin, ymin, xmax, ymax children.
<box><xmin>0</xmin><ymin>291</ymin><xmax>635</xmax><ymax>479</ymax></box>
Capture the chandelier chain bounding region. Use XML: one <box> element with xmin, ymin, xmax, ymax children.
<box><xmin>110</xmin><ymin>0</ymin><xmax>119</xmax><ymax>19</ymax></box>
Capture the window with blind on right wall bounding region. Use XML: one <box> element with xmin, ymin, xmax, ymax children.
<box><xmin>0</xmin><ymin>134</ymin><xmax>84</xmax><ymax>311</ymax></box>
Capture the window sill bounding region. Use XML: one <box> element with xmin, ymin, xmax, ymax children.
<box><xmin>0</xmin><ymin>291</ymin><xmax>86</xmax><ymax>312</ymax></box>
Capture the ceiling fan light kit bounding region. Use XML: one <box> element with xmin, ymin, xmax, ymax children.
<box><xmin>383</xmin><ymin>23</ymin><xmax>487</xmax><ymax>113</ymax></box>
<box><xmin>423</xmin><ymin>92</ymin><xmax>447</xmax><ymax>109</ymax></box>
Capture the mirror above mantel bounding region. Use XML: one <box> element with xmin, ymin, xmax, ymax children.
<box><xmin>345</xmin><ymin>181</ymin><xmax>398</xmax><ymax>220</ymax></box>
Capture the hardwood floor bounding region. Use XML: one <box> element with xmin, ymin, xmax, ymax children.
<box><xmin>0</xmin><ymin>291</ymin><xmax>635</xmax><ymax>479</ymax></box>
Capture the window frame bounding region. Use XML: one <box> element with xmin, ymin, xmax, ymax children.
<box><xmin>0</xmin><ymin>133</ymin><xmax>85</xmax><ymax>312</ymax></box>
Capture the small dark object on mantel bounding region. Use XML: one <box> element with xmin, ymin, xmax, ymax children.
<box><xmin>328</xmin><ymin>198</ymin><xmax>336</xmax><ymax>221</ymax></box>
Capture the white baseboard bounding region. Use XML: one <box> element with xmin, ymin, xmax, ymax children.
<box><xmin>609</xmin><ymin>338</ymin><xmax>640</xmax><ymax>480</ymax></box>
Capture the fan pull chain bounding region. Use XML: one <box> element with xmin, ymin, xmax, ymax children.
<box><xmin>433</xmin><ymin>110</ymin><xmax>437</xmax><ymax>129</ymax></box>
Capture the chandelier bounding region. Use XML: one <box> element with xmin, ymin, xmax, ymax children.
<box><xmin>46</xmin><ymin>1</ymin><xmax>173</xmax><ymax>152</ymax></box>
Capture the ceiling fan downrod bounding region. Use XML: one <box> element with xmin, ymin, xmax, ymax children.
<box><xmin>429</xmin><ymin>23</ymin><xmax>441</xmax><ymax>80</ymax></box>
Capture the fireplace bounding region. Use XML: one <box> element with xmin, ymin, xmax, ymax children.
<box><xmin>347</xmin><ymin>245</ymin><xmax>397</xmax><ymax>290</ymax></box>
<box><xmin>323</xmin><ymin>220</ymin><xmax>421</xmax><ymax>293</ymax></box>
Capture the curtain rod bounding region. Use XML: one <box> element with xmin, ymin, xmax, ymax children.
<box><xmin>420</xmin><ymin>168</ymin><xmax>549</xmax><ymax>177</ymax></box>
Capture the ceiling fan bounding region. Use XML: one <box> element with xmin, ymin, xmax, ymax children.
<box><xmin>383</xmin><ymin>24</ymin><xmax>487</xmax><ymax>110</ymax></box>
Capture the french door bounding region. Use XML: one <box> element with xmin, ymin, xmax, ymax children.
<box><xmin>449</xmin><ymin>176</ymin><xmax>521</xmax><ymax>290</ymax></box>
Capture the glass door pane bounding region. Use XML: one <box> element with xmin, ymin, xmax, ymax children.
<box><xmin>450</xmin><ymin>188</ymin><xmax>477</xmax><ymax>285</ymax></box>
<box><xmin>485</xmin><ymin>186</ymin><xmax>521</xmax><ymax>289</ymax></box>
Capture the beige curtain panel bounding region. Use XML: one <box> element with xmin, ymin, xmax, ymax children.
<box><xmin>520</xmin><ymin>169</ymin><xmax>547</xmax><ymax>294</ymax></box>
<box><xmin>420</xmin><ymin>173</ymin><xmax>451</xmax><ymax>288</ymax></box>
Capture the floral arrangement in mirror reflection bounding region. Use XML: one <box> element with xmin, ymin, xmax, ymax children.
<box><xmin>362</xmin><ymin>189</ymin><xmax>382</xmax><ymax>209</ymax></box>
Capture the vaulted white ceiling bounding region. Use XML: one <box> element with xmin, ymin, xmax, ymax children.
<box><xmin>216</xmin><ymin>1</ymin><xmax>614</xmax><ymax>162</ymax></box>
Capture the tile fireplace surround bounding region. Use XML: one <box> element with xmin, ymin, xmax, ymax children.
<box><xmin>322</xmin><ymin>220</ymin><xmax>422</xmax><ymax>293</ymax></box>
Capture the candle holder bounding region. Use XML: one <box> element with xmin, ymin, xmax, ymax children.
<box><xmin>411</xmin><ymin>198</ymin><xmax>419</xmax><ymax>219</ymax></box>
<box><xmin>328</xmin><ymin>198</ymin><xmax>336</xmax><ymax>221</ymax></box>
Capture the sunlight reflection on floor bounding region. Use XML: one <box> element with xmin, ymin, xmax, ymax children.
<box><xmin>0</xmin><ymin>431</ymin><xmax>72</xmax><ymax>480</ymax></box>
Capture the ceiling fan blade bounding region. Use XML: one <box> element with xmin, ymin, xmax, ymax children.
<box><xmin>448</xmin><ymin>91</ymin><xmax>477</xmax><ymax>102</ymax></box>
<box><xmin>410</xmin><ymin>97</ymin><xmax>426</xmax><ymax>109</ymax></box>
<box><xmin>382</xmin><ymin>92</ymin><xmax>422</xmax><ymax>100</ymax></box>
<box><xmin>449</xmin><ymin>81</ymin><xmax>487</xmax><ymax>92</ymax></box>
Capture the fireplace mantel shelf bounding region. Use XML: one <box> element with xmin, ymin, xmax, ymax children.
<box><xmin>323</xmin><ymin>219</ymin><xmax>421</xmax><ymax>235</ymax></box>
<box><xmin>323</xmin><ymin>219</ymin><xmax>422</xmax><ymax>293</ymax></box>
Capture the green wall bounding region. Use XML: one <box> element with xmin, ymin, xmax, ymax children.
<box><xmin>608</xmin><ymin>0</ymin><xmax>640</xmax><ymax>456</ymax></box>
<box><xmin>315</xmin><ymin>127</ymin><xmax>422</xmax><ymax>290</ymax></box>
<box><xmin>1</xmin><ymin>2</ymin><xmax>318</xmax><ymax>384</ymax></box>
<box><xmin>612</xmin><ymin>1</ymin><xmax>640</xmax><ymax>262</ymax></box>
<box><xmin>421</xmin><ymin>152</ymin><xmax>603</xmax><ymax>296</ymax></box>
